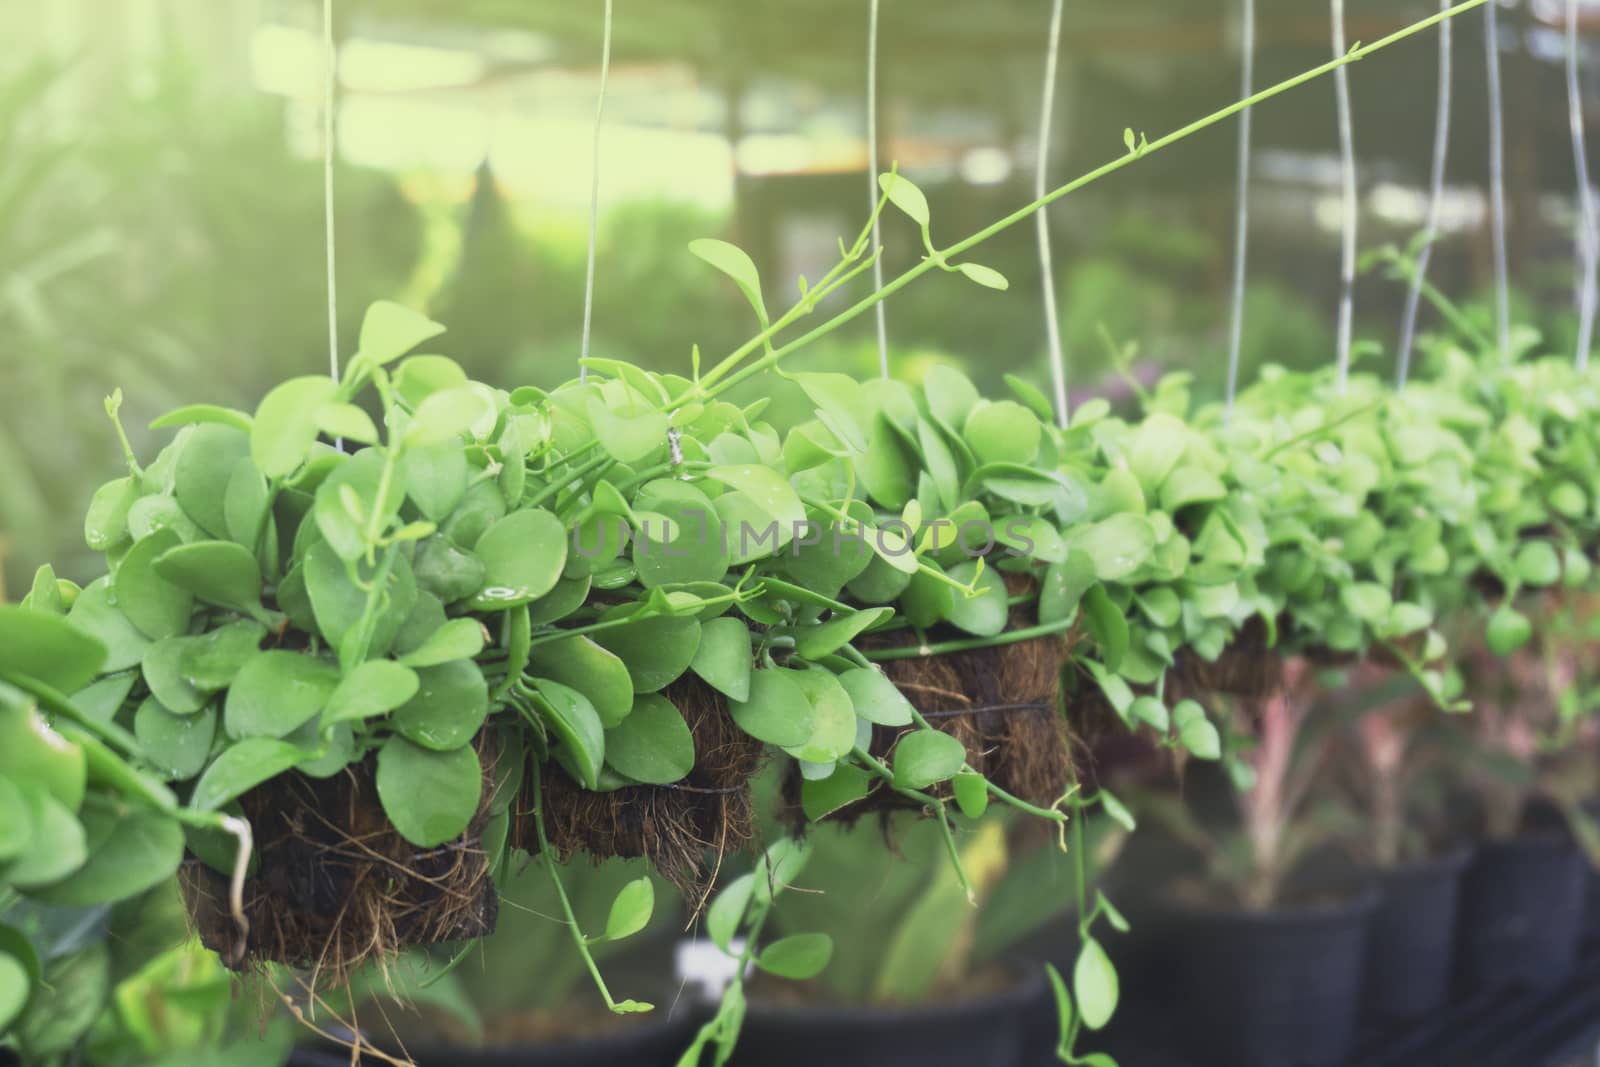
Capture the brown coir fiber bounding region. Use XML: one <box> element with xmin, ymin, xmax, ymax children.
<box><xmin>1176</xmin><ymin>614</ymin><xmax>1281</xmax><ymax>699</ymax></box>
<box><xmin>785</xmin><ymin>585</ymin><xmax>1071</xmax><ymax>829</ymax></box>
<box><xmin>518</xmin><ymin>674</ymin><xmax>764</xmax><ymax>899</ymax></box>
<box><xmin>181</xmin><ymin>734</ymin><xmax>500</xmax><ymax>981</ymax></box>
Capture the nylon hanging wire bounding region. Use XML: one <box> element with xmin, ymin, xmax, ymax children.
<box><xmin>868</xmin><ymin>0</ymin><xmax>889</xmax><ymax>378</ymax></box>
<box><xmin>1332</xmin><ymin>0</ymin><xmax>1357</xmax><ymax>390</ymax></box>
<box><xmin>1036</xmin><ymin>0</ymin><xmax>1068</xmax><ymax>429</ymax></box>
<box><xmin>1568</xmin><ymin>0</ymin><xmax>1598</xmax><ymax>370</ymax></box>
<box><xmin>1224</xmin><ymin>0</ymin><xmax>1256</xmax><ymax>417</ymax></box>
<box><xmin>322</xmin><ymin>0</ymin><xmax>338</xmax><ymax>384</ymax></box>
<box><xmin>1485</xmin><ymin>0</ymin><xmax>1511</xmax><ymax>356</ymax></box>
<box><xmin>578</xmin><ymin>0</ymin><xmax>614</xmax><ymax>383</ymax></box>
<box><xmin>1398</xmin><ymin>0</ymin><xmax>1454</xmax><ymax>390</ymax></box>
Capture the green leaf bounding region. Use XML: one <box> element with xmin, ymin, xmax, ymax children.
<box><xmin>323</xmin><ymin>660</ymin><xmax>420</xmax><ymax>727</ymax></box>
<box><xmin>707</xmin><ymin>873</ymin><xmax>754</xmax><ymax>950</ymax></box>
<box><xmin>1039</xmin><ymin>551</ymin><xmax>1097</xmax><ymax>625</ymax></box>
<box><xmin>398</xmin><ymin>618</ymin><xmax>486</xmax><ymax>668</ymax></box>
<box><xmin>953</xmin><ymin>771</ymin><xmax>990</xmax><ymax>818</ymax></box>
<box><xmin>252</xmin><ymin>376</ymin><xmax>339</xmax><ymax>478</ymax></box>
<box><xmin>153</xmin><ymin>541</ymin><xmax>265</xmax><ymax>621</ymax></box>
<box><xmin>600</xmin><ymin>877</ymin><xmax>655</xmax><ymax>942</ymax></box>
<box><xmin>357</xmin><ymin>300</ymin><xmax>446</xmax><ymax>366</ymax></box>
<box><xmin>528</xmin><ymin>636</ymin><xmax>636</xmax><ymax>727</ymax></box>
<box><xmin>704</xmin><ymin>464</ymin><xmax>807</xmax><ymax>530</ymax></box>
<box><xmin>593</xmin><ymin>613</ymin><xmax>701</xmax><ymax>693</ymax></box>
<box><xmin>302</xmin><ymin>542</ymin><xmax>415</xmax><ymax>665</ymax></box>
<box><xmin>401</xmin><ymin>442</ymin><xmax>471</xmax><ymax>522</ymax></box>
<box><xmin>892</xmin><ymin>729</ymin><xmax>967</xmax><ymax>790</ymax></box>
<box><xmin>945</xmin><ymin>561</ymin><xmax>1008</xmax><ymax>637</ymax></box>
<box><xmin>149</xmin><ymin>403</ymin><xmax>252</xmax><ymax>433</ymax></box>
<box><xmin>0</xmin><ymin>605</ymin><xmax>107</xmax><ymax>694</ymax></box>
<box><xmin>730</xmin><ymin>669</ymin><xmax>815</xmax><ymax>746</ymax></box>
<box><xmin>1172</xmin><ymin>700</ymin><xmax>1220</xmax><ymax>759</ymax></box>
<box><xmin>531</xmin><ymin>679</ymin><xmax>606</xmax><ymax>790</ymax></box>
<box><xmin>878</xmin><ymin>172</ymin><xmax>930</xmax><ymax>227</ymax></box>
<box><xmin>688</xmin><ymin>617</ymin><xmax>753</xmax><ymax>702</ymax></box>
<box><xmin>65</xmin><ymin>579</ymin><xmax>150</xmax><ymax>672</ymax></box>
<box><xmin>781</xmin><ymin>669</ymin><xmax>858</xmax><ymax>764</ymax></box>
<box><xmin>689</xmin><ymin>238</ymin><xmax>767</xmax><ymax>320</ymax></box>
<box><xmin>964</xmin><ymin>401</ymin><xmax>1042</xmax><ymax>466</ymax></box>
<box><xmin>957</xmin><ymin>263</ymin><xmax>1008</xmax><ymax>290</ymax></box>
<box><xmin>838</xmin><ymin>667</ymin><xmax>915</xmax><ymax>727</ymax></box>
<box><xmin>1097</xmin><ymin>790</ymin><xmax>1136</xmax><ymax>832</ymax></box>
<box><xmin>392</xmin><ymin>659</ymin><xmax>489</xmax><ymax>751</ymax></box>
<box><xmin>316</xmin><ymin>402</ymin><xmax>379</xmax><ymax>445</ymax></box>
<box><xmin>757</xmin><ymin>933</ymin><xmax>834</xmax><ymax>980</ymax></box>
<box><xmin>114</xmin><ymin>530</ymin><xmax>193</xmax><ymax>640</ymax></box>
<box><xmin>1159</xmin><ymin>467</ymin><xmax>1227</xmax><ymax>512</ymax></box>
<box><xmin>313</xmin><ymin>449</ymin><xmax>402</xmax><ymax>561</ymax></box>
<box><xmin>588</xmin><ymin>396</ymin><xmax>669</xmax><ymax>464</ymax></box>
<box><xmin>1073</xmin><ymin>938</ymin><xmax>1118</xmax><ymax>1030</ymax></box>
<box><xmin>394</xmin><ymin>354</ymin><xmax>469</xmax><ymax>408</ymax></box>
<box><xmin>1340</xmin><ymin>582</ymin><xmax>1393</xmax><ymax>625</ymax></box>
<box><xmin>189</xmin><ymin>738</ymin><xmax>304</xmax><ymax>811</ymax></box>
<box><xmin>376</xmin><ymin>737</ymin><xmax>482</xmax><ymax>847</ymax></box>
<box><xmin>7</xmin><ymin>786</ymin><xmax>86</xmax><ymax>889</ymax></box>
<box><xmin>470</xmin><ymin>509</ymin><xmax>568</xmax><ymax>609</ymax></box>
<box><xmin>1065</xmin><ymin>514</ymin><xmax>1155</xmax><ymax>582</ymax></box>
<box><xmin>1515</xmin><ymin>541</ymin><xmax>1562</xmax><ymax>587</ymax></box>
<box><xmin>795</xmin><ymin>608</ymin><xmax>892</xmax><ymax>660</ymax></box>
<box><xmin>1082</xmin><ymin>585</ymin><xmax>1129</xmax><ymax>672</ymax></box>
<box><xmin>25</xmin><ymin>804</ymin><xmax>184</xmax><ymax>906</ymax></box>
<box><xmin>134</xmin><ymin>699</ymin><xmax>216</xmax><ymax>779</ymax></box>
<box><xmin>1045</xmin><ymin>962</ymin><xmax>1074</xmax><ymax>1047</ymax></box>
<box><xmin>406</xmin><ymin>385</ymin><xmax>495</xmax><ymax>447</ymax></box>
<box><xmin>605</xmin><ymin>694</ymin><xmax>695</xmax><ymax>784</ymax></box>
<box><xmin>0</xmin><ymin>778</ymin><xmax>30</xmax><ymax>863</ymax></box>
<box><xmin>223</xmin><ymin>651</ymin><xmax>339</xmax><ymax>739</ymax></box>
<box><xmin>0</xmin><ymin>699</ymin><xmax>86</xmax><ymax>812</ymax></box>
<box><xmin>799</xmin><ymin>764</ymin><xmax>875</xmax><ymax>821</ymax></box>
<box><xmin>84</xmin><ymin>477</ymin><xmax>139</xmax><ymax>551</ymax></box>
<box><xmin>1486</xmin><ymin>605</ymin><xmax>1532</xmax><ymax>656</ymax></box>
<box><xmin>1130</xmin><ymin>696</ymin><xmax>1168</xmax><ymax>732</ymax></box>
<box><xmin>175</xmin><ymin>425</ymin><xmax>251</xmax><ymax>539</ymax></box>
<box><xmin>0</xmin><ymin>951</ymin><xmax>27</xmax><ymax>1034</ymax></box>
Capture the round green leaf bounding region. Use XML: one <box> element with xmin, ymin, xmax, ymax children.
<box><xmin>757</xmin><ymin>933</ymin><xmax>834</xmax><ymax>980</ymax></box>
<box><xmin>402</xmin><ymin>442</ymin><xmax>471</xmax><ymax>522</ymax></box>
<box><xmin>604</xmin><ymin>695</ymin><xmax>695</xmax><ymax>785</ymax></box>
<box><xmin>838</xmin><ymin>667</ymin><xmax>915</xmax><ymax>727</ymax></box>
<box><xmin>531</xmin><ymin>680</ymin><xmax>605</xmax><ymax>790</ymax></box>
<box><xmin>1515</xmin><ymin>541</ymin><xmax>1562</xmax><ymax>587</ymax></box>
<box><xmin>223</xmin><ymin>650</ymin><xmax>339</xmax><ymax>739</ymax></box>
<box><xmin>391</xmin><ymin>659</ymin><xmax>488</xmax><ymax>751</ymax></box>
<box><xmin>689</xmin><ymin>617</ymin><xmax>753</xmax><ymax>701</ymax></box>
<box><xmin>189</xmin><ymin>738</ymin><xmax>304</xmax><ymax>811</ymax></box>
<box><xmin>601</xmin><ymin>877</ymin><xmax>655</xmax><ymax>942</ymax></box>
<box><xmin>357</xmin><ymin>300</ymin><xmax>446</xmax><ymax>366</ymax></box>
<box><xmin>892</xmin><ymin>729</ymin><xmax>967</xmax><ymax>790</ymax></box>
<box><xmin>470</xmin><ymin>509</ymin><xmax>568</xmax><ymax>609</ymax></box>
<box><xmin>8</xmin><ymin>786</ymin><xmax>87</xmax><ymax>889</ymax></box>
<box><xmin>593</xmin><ymin>613</ymin><xmax>701</xmax><ymax>693</ymax></box>
<box><xmin>782</xmin><ymin>668</ymin><xmax>858</xmax><ymax>765</ymax></box>
<box><xmin>152</xmin><ymin>541</ymin><xmax>264</xmax><ymax>621</ymax></box>
<box><xmin>24</xmin><ymin>803</ymin><xmax>184</xmax><ymax>907</ymax></box>
<box><xmin>1064</xmin><ymin>514</ymin><xmax>1155</xmax><ymax>582</ymax></box>
<box><xmin>964</xmin><ymin>402</ymin><xmax>1041</xmax><ymax>466</ymax></box>
<box><xmin>795</xmin><ymin>608</ymin><xmax>892</xmax><ymax>661</ymax></box>
<box><xmin>945</xmin><ymin>562</ymin><xmax>1008</xmax><ymax>637</ymax></box>
<box><xmin>1074</xmin><ymin>937</ymin><xmax>1119</xmax><ymax>1030</ymax></box>
<box><xmin>0</xmin><ymin>776</ymin><xmax>31</xmax><ymax>862</ymax></box>
<box><xmin>323</xmin><ymin>660</ymin><xmax>421</xmax><ymax>727</ymax></box>
<box><xmin>1486</xmin><ymin>605</ymin><xmax>1533</xmax><ymax>656</ymax></box>
<box><xmin>178</xmin><ymin>620</ymin><xmax>266</xmax><ymax>691</ymax></box>
<box><xmin>175</xmin><ymin>424</ymin><xmax>251</xmax><ymax>538</ymax></box>
<box><xmin>252</xmin><ymin>376</ymin><xmax>339</xmax><ymax>479</ymax></box>
<box><xmin>397</xmin><ymin>618</ymin><xmax>486</xmax><ymax>668</ymax></box>
<box><xmin>0</xmin><ymin>952</ymin><xmax>28</xmax><ymax>1034</ymax></box>
<box><xmin>376</xmin><ymin>737</ymin><xmax>482</xmax><ymax>848</ymax></box>
<box><xmin>729</xmin><ymin>669</ymin><xmax>814</xmax><ymax>747</ymax></box>
<box><xmin>84</xmin><ymin>476</ymin><xmax>139</xmax><ymax>552</ymax></box>
<box><xmin>527</xmin><ymin>636</ymin><xmax>635</xmax><ymax>727</ymax></box>
<box><xmin>0</xmin><ymin>698</ymin><xmax>86</xmax><ymax>811</ymax></box>
<box><xmin>134</xmin><ymin>698</ymin><xmax>216</xmax><ymax>780</ymax></box>
<box><xmin>141</xmin><ymin>637</ymin><xmax>205</xmax><ymax>714</ymax></box>
<box><xmin>0</xmin><ymin>604</ymin><xmax>108</xmax><ymax>694</ymax></box>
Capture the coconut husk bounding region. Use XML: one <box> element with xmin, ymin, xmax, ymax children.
<box><xmin>181</xmin><ymin>733</ymin><xmax>502</xmax><ymax>982</ymax></box>
<box><xmin>1176</xmin><ymin>615</ymin><xmax>1281</xmax><ymax>698</ymax></box>
<box><xmin>517</xmin><ymin>674</ymin><xmax>763</xmax><ymax>900</ymax></box>
<box><xmin>783</xmin><ymin>578</ymin><xmax>1071</xmax><ymax>830</ymax></box>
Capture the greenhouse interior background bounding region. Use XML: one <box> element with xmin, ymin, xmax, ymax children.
<box><xmin>6</xmin><ymin>0</ymin><xmax>1600</xmax><ymax>1065</ymax></box>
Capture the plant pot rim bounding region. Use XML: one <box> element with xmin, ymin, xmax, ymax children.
<box><xmin>1373</xmin><ymin>842</ymin><xmax>1477</xmax><ymax>882</ymax></box>
<box><xmin>1156</xmin><ymin>886</ymin><xmax>1379</xmax><ymax>928</ymax></box>
<box><xmin>1475</xmin><ymin>827</ymin><xmax>1580</xmax><ymax>856</ymax></box>
<box><xmin>734</xmin><ymin>964</ymin><xmax>1048</xmax><ymax>1026</ymax></box>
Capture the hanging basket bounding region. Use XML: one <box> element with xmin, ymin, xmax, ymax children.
<box><xmin>517</xmin><ymin>674</ymin><xmax>763</xmax><ymax>898</ymax></box>
<box><xmin>785</xmin><ymin>584</ymin><xmax>1071</xmax><ymax>828</ymax></box>
<box><xmin>1176</xmin><ymin>615</ymin><xmax>1280</xmax><ymax>699</ymax></box>
<box><xmin>181</xmin><ymin>732</ymin><xmax>502</xmax><ymax>977</ymax></box>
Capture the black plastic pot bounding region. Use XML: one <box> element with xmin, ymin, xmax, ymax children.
<box><xmin>1583</xmin><ymin>799</ymin><xmax>1600</xmax><ymax>944</ymax></box>
<box><xmin>287</xmin><ymin>1007</ymin><xmax>700</xmax><ymax>1067</ymax></box>
<box><xmin>724</xmin><ymin>968</ymin><xmax>1051</xmax><ymax>1067</ymax></box>
<box><xmin>1457</xmin><ymin>831</ymin><xmax>1587</xmax><ymax>992</ymax></box>
<box><xmin>1156</xmin><ymin>890</ymin><xmax>1378</xmax><ymax>1067</ymax></box>
<box><xmin>1365</xmin><ymin>846</ymin><xmax>1474</xmax><ymax>1020</ymax></box>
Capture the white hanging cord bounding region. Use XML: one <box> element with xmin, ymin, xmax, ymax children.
<box><xmin>322</xmin><ymin>0</ymin><xmax>339</xmax><ymax>384</ymax></box>
<box><xmin>1036</xmin><ymin>0</ymin><xmax>1068</xmax><ymax>428</ymax></box>
<box><xmin>1485</xmin><ymin>0</ymin><xmax>1511</xmax><ymax>357</ymax></box>
<box><xmin>1224</xmin><ymin>0</ymin><xmax>1255</xmax><ymax>416</ymax></box>
<box><xmin>868</xmin><ymin>0</ymin><xmax>889</xmax><ymax>379</ymax></box>
<box><xmin>1568</xmin><ymin>0</ymin><xmax>1598</xmax><ymax>370</ymax></box>
<box><xmin>1332</xmin><ymin>0</ymin><xmax>1357</xmax><ymax>391</ymax></box>
<box><xmin>1398</xmin><ymin>0</ymin><xmax>1454</xmax><ymax>389</ymax></box>
<box><xmin>579</xmin><ymin>0</ymin><xmax>614</xmax><ymax>383</ymax></box>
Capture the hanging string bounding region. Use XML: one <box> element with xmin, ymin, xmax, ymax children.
<box><xmin>1484</xmin><ymin>0</ymin><xmax>1511</xmax><ymax>356</ymax></box>
<box><xmin>578</xmin><ymin>0</ymin><xmax>614</xmax><ymax>383</ymax></box>
<box><xmin>1568</xmin><ymin>0</ymin><xmax>1598</xmax><ymax>370</ymax></box>
<box><xmin>868</xmin><ymin>0</ymin><xmax>888</xmax><ymax>378</ymax></box>
<box><xmin>1036</xmin><ymin>0</ymin><xmax>1068</xmax><ymax>429</ymax></box>
<box><xmin>1398</xmin><ymin>0</ymin><xmax>1454</xmax><ymax>389</ymax></box>
<box><xmin>322</xmin><ymin>0</ymin><xmax>339</xmax><ymax>384</ymax></box>
<box><xmin>1224</xmin><ymin>0</ymin><xmax>1255</xmax><ymax>416</ymax></box>
<box><xmin>1332</xmin><ymin>0</ymin><xmax>1356</xmax><ymax>390</ymax></box>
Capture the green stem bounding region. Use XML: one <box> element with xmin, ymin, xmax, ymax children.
<box><xmin>862</xmin><ymin>618</ymin><xmax>1077</xmax><ymax>661</ymax></box>
<box><xmin>526</xmin><ymin>451</ymin><xmax>615</xmax><ymax>509</ymax></box>
<box><xmin>491</xmin><ymin>605</ymin><xmax>532</xmax><ymax>703</ymax></box>
<box><xmin>702</xmin><ymin>0</ymin><xmax>1490</xmax><ymax>398</ymax></box>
